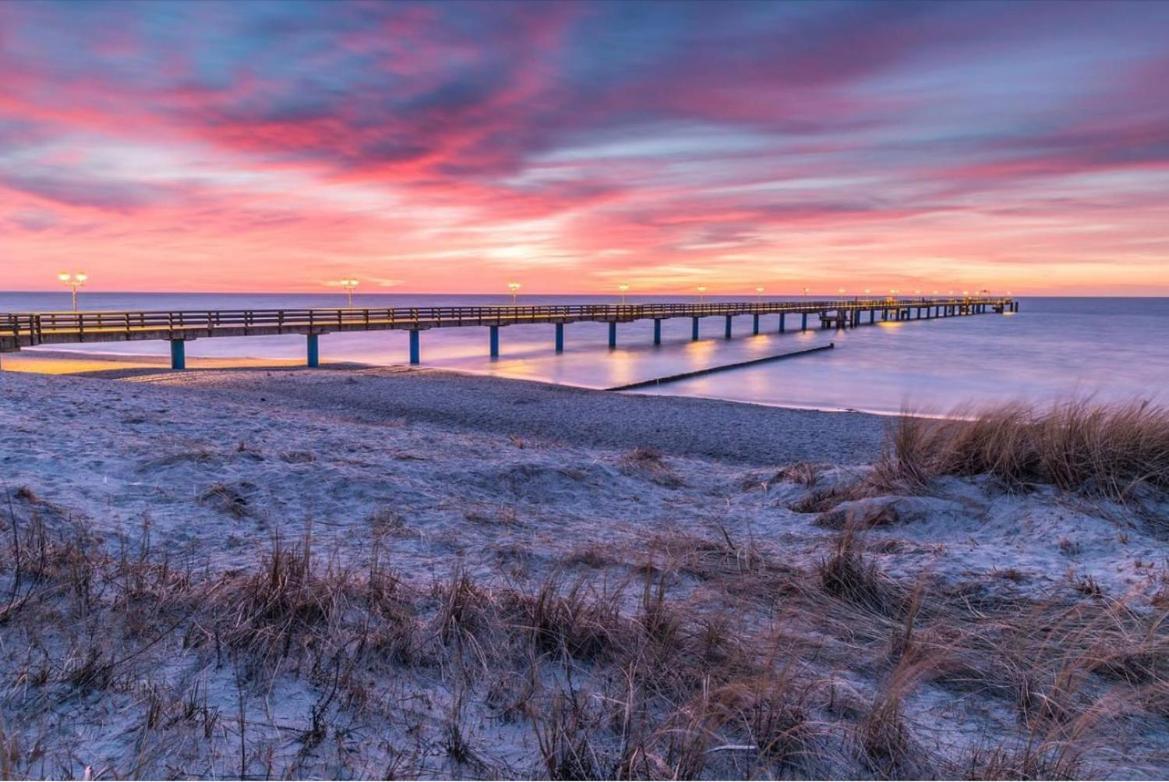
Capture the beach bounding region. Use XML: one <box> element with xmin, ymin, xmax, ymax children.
<box><xmin>2</xmin><ymin>363</ymin><xmax>1169</xmax><ymax>778</ymax></box>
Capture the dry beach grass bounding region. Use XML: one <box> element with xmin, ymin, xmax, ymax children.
<box><xmin>874</xmin><ymin>399</ymin><xmax>1169</xmax><ymax>501</ymax></box>
<box><xmin>2</xmin><ymin>368</ymin><xmax>1169</xmax><ymax>779</ymax></box>
<box><xmin>5</xmin><ymin>491</ymin><xmax>1169</xmax><ymax>779</ymax></box>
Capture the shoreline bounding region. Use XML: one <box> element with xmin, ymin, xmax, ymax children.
<box><xmin>113</xmin><ymin>365</ymin><xmax>892</xmax><ymax>467</ymax></box>
<box><xmin>3</xmin><ymin>347</ymin><xmax>927</xmax><ymax>420</ymax></box>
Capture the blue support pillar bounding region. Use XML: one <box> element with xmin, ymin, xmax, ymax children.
<box><xmin>779</xmin><ymin>313</ymin><xmax>786</xmax><ymax>333</ymax></box>
<box><xmin>555</xmin><ymin>323</ymin><xmax>564</xmax><ymax>353</ymax></box>
<box><xmin>691</xmin><ymin>317</ymin><xmax>700</xmax><ymax>341</ymax></box>
<box><xmin>869</xmin><ymin>309</ymin><xmax>875</xmax><ymax>324</ymax></box>
<box><xmin>169</xmin><ymin>339</ymin><xmax>186</xmax><ymax>370</ymax></box>
<box><xmin>801</xmin><ymin>313</ymin><xmax>808</xmax><ymax>332</ymax></box>
<box><xmin>653</xmin><ymin>319</ymin><xmax>662</xmax><ymax>345</ymax></box>
<box><xmin>409</xmin><ymin>330</ymin><xmax>420</xmax><ymax>365</ymax></box>
<box><xmin>608</xmin><ymin>321</ymin><xmax>617</xmax><ymax>349</ymax></box>
<box><xmin>489</xmin><ymin>325</ymin><xmax>500</xmax><ymax>359</ymax></box>
<box><xmin>724</xmin><ymin>315</ymin><xmax>733</xmax><ymax>339</ymax></box>
<box><xmin>307</xmin><ymin>333</ymin><xmax>320</xmax><ymax>368</ymax></box>
<box><xmin>752</xmin><ymin>314</ymin><xmax>760</xmax><ymax>335</ymax></box>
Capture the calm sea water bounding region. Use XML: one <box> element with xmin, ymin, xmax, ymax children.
<box><xmin>2</xmin><ymin>292</ymin><xmax>1166</xmax><ymax>415</ymax></box>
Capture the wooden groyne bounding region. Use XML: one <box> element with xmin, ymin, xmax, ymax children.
<box><xmin>609</xmin><ymin>342</ymin><xmax>835</xmax><ymax>391</ymax></box>
<box><xmin>0</xmin><ymin>296</ymin><xmax>1016</xmax><ymax>369</ymax></box>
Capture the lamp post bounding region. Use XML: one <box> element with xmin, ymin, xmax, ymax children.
<box><xmin>697</xmin><ymin>285</ymin><xmax>707</xmax><ymax>303</ymax></box>
<box><xmin>339</xmin><ymin>278</ymin><xmax>359</xmax><ymax>307</ymax></box>
<box><xmin>57</xmin><ymin>272</ymin><xmax>87</xmax><ymax>312</ymax></box>
<box><xmin>755</xmin><ymin>286</ymin><xmax>764</xmax><ymax>302</ymax></box>
<box><xmin>618</xmin><ymin>283</ymin><xmax>629</xmax><ymax>305</ymax></box>
<box><xmin>507</xmin><ymin>282</ymin><xmax>521</xmax><ymax>305</ymax></box>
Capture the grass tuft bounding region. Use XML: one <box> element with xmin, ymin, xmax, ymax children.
<box><xmin>874</xmin><ymin>399</ymin><xmax>1169</xmax><ymax>500</ymax></box>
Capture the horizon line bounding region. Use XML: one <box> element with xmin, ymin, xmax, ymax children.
<box><xmin>3</xmin><ymin>290</ymin><xmax>1166</xmax><ymax>299</ymax></box>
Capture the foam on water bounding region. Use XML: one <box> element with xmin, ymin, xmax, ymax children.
<box><xmin>3</xmin><ymin>293</ymin><xmax>1166</xmax><ymax>415</ymax></box>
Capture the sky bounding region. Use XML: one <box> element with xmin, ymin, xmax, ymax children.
<box><xmin>1</xmin><ymin>0</ymin><xmax>1167</xmax><ymax>296</ymax></box>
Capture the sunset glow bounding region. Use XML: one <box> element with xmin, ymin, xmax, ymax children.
<box><xmin>1</xmin><ymin>1</ymin><xmax>1167</xmax><ymax>295</ymax></box>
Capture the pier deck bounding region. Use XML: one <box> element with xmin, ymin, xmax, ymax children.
<box><xmin>0</xmin><ymin>296</ymin><xmax>1016</xmax><ymax>368</ymax></box>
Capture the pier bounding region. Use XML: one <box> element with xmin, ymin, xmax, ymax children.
<box><xmin>0</xmin><ymin>296</ymin><xmax>1016</xmax><ymax>370</ymax></box>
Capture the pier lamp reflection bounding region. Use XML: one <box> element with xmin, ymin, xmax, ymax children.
<box><xmin>508</xmin><ymin>282</ymin><xmax>521</xmax><ymax>305</ymax></box>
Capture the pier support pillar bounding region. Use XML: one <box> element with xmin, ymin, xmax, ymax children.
<box><xmin>869</xmin><ymin>309</ymin><xmax>875</xmax><ymax>324</ymax></box>
<box><xmin>306</xmin><ymin>333</ymin><xmax>320</xmax><ymax>368</ymax></box>
<box><xmin>489</xmin><ymin>325</ymin><xmax>500</xmax><ymax>359</ymax></box>
<box><xmin>779</xmin><ymin>313</ymin><xmax>786</xmax><ymax>333</ymax></box>
<box><xmin>608</xmin><ymin>321</ymin><xmax>617</xmax><ymax>349</ymax></box>
<box><xmin>691</xmin><ymin>317</ymin><xmax>700</xmax><ymax>341</ymax></box>
<box><xmin>653</xmin><ymin>319</ymin><xmax>662</xmax><ymax>345</ymax></box>
<box><xmin>555</xmin><ymin>323</ymin><xmax>564</xmax><ymax>353</ymax></box>
<box><xmin>752</xmin><ymin>313</ymin><xmax>759</xmax><ymax>335</ymax></box>
<box><xmin>409</xmin><ymin>330</ymin><xmax>420</xmax><ymax>365</ymax></box>
<box><xmin>725</xmin><ymin>315</ymin><xmax>733</xmax><ymax>339</ymax></box>
<box><xmin>169</xmin><ymin>339</ymin><xmax>187</xmax><ymax>371</ymax></box>
<box><xmin>801</xmin><ymin>313</ymin><xmax>808</xmax><ymax>332</ymax></box>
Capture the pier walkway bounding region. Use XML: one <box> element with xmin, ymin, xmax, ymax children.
<box><xmin>0</xmin><ymin>296</ymin><xmax>1016</xmax><ymax>369</ymax></box>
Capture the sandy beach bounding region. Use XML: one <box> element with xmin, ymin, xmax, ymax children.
<box><xmin>2</xmin><ymin>363</ymin><xmax>1168</xmax><ymax>778</ymax></box>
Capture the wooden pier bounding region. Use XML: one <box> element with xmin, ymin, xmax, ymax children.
<box><xmin>0</xmin><ymin>296</ymin><xmax>1017</xmax><ymax>369</ymax></box>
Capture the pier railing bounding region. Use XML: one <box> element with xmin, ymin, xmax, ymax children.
<box><xmin>0</xmin><ymin>297</ymin><xmax>1010</xmax><ymax>345</ymax></box>
<box><xmin>0</xmin><ymin>296</ymin><xmax>1016</xmax><ymax>367</ymax></box>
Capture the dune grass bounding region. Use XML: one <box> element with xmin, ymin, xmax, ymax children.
<box><xmin>5</xmin><ymin>485</ymin><xmax>1169</xmax><ymax>779</ymax></box>
<box><xmin>874</xmin><ymin>399</ymin><xmax>1169</xmax><ymax>500</ymax></box>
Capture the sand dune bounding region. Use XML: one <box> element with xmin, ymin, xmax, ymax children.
<box><xmin>1</xmin><ymin>367</ymin><xmax>1167</xmax><ymax>778</ymax></box>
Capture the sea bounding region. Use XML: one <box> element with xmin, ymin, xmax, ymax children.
<box><xmin>2</xmin><ymin>292</ymin><xmax>1166</xmax><ymax>416</ymax></box>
